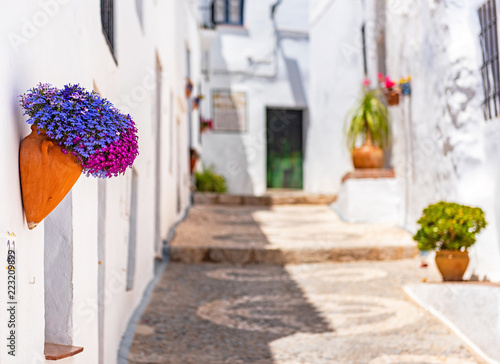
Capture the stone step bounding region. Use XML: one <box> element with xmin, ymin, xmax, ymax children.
<box><xmin>169</xmin><ymin>245</ymin><xmax>418</xmax><ymax>265</ymax></box>
<box><xmin>193</xmin><ymin>191</ymin><xmax>337</xmax><ymax>206</ymax></box>
<box><xmin>169</xmin><ymin>205</ymin><xmax>418</xmax><ymax>265</ymax></box>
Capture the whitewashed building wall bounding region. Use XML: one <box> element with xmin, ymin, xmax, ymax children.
<box><xmin>199</xmin><ymin>0</ymin><xmax>309</xmax><ymax>195</ymax></box>
<box><xmin>385</xmin><ymin>0</ymin><xmax>500</xmax><ymax>280</ymax></box>
<box><xmin>310</xmin><ymin>0</ymin><xmax>500</xmax><ymax>280</ymax></box>
<box><xmin>0</xmin><ymin>0</ymin><xmax>201</xmax><ymax>363</ymax></box>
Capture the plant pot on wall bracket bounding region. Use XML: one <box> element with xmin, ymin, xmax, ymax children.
<box><xmin>352</xmin><ymin>142</ymin><xmax>385</xmax><ymax>169</ymax></box>
<box><xmin>384</xmin><ymin>89</ymin><xmax>400</xmax><ymax>106</ymax></box>
<box><xmin>20</xmin><ymin>125</ymin><xmax>82</xmax><ymax>229</ymax></box>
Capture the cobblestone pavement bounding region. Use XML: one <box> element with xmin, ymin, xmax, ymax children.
<box><xmin>128</xmin><ymin>260</ymin><xmax>484</xmax><ymax>364</ymax></box>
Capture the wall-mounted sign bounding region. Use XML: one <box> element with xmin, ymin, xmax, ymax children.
<box><xmin>212</xmin><ymin>90</ymin><xmax>247</xmax><ymax>132</ymax></box>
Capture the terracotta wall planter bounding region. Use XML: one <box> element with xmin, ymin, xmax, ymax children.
<box><xmin>20</xmin><ymin>125</ymin><xmax>82</xmax><ymax>229</ymax></box>
<box><xmin>384</xmin><ymin>89</ymin><xmax>400</xmax><ymax>106</ymax></box>
<box><xmin>352</xmin><ymin>144</ymin><xmax>384</xmax><ymax>169</ymax></box>
<box><xmin>190</xmin><ymin>156</ymin><xmax>198</xmax><ymax>174</ymax></box>
<box><xmin>435</xmin><ymin>250</ymin><xmax>470</xmax><ymax>281</ymax></box>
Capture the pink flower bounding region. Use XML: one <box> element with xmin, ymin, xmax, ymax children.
<box><xmin>363</xmin><ymin>78</ymin><xmax>371</xmax><ymax>86</ymax></box>
<box><xmin>385</xmin><ymin>76</ymin><xmax>395</xmax><ymax>89</ymax></box>
<box><xmin>378</xmin><ymin>73</ymin><xmax>385</xmax><ymax>82</ymax></box>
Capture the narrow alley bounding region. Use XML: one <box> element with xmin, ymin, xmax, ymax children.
<box><xmin>127</xmin><ymin>200</ymin><xmax>484</xmax><ymax>364</ymax></box>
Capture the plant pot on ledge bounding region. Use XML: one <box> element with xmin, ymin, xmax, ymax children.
<box><xmin>345</xmin><ymin>84</ymin><xmax>390</xmax><ymax>170</ymax></box>
<box><xmin>352</xmin><ymin>141</ymin><xmax>385</xmax><ymax>169</ymax></box>
<box><xmin>435</xmin><ymin>250</ymin><xmax>470</xmax><ymax>281</ymax></box>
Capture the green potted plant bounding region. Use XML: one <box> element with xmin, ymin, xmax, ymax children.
<box><xmin>195</xmin><ymin>167</ymin><xmax>227</xmax><ymax>193</ymax></box>
<box><xmin>413</xmin><ymin>201</ymin><xmax>487</xmax><ymax>281</ymax></box>
<box><xmin>345</xmin><ymin>79</ymin><xmax>391</xmax><ymax>168</ymax></box>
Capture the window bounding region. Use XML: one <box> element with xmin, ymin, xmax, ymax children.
<box><xmin>212</xmin><ymin>0</ymin><xmax>245</xmax><ymax>26</ymax></box>
<box><xmin>101</xmin><ymin>0</ymin><xmax>115</xmax><ymax>55</ymax></box>
<box><xmin>478</xmin><ymin>0</ymin><xmax>500</xmax><ymax>120</ymax></box>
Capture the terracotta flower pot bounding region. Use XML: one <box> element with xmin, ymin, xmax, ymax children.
<box><xmin>352</xmin><ymin>143</ymin><xmax>384</xmax><ymax>169</ymax></box>
<box><xmin>435</xmin><ymin>250</ymin><xmax>470</xmax><ymax>281</ymax></box>
<box><xmin>385</xmin><ymin>89</ymin><xmax>400</xmax><ymax>106</ymax></box>
<box><xmin>20</xmin><ymin>125</ymin><xmax>82</xmax><ymax>229</ymax></box>
<box><xmin>190</xmin><ymin>156</ymin><xmax>198</xmax><ymax>174</ymax></box>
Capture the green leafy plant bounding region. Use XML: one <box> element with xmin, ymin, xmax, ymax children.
<box><xmin>195</xmin><ymin>168</ymin><xmax>227</xmax><ymax>193</ymax></box>
<box><xmin>413</xmin><ymin>201</ymin><xmax>487</xmax><ymax>251</ymax></box>
<box><xmin>345</xmin><ymin>84</ymin><xmax>390</xmax><ymax>149</ymax></box>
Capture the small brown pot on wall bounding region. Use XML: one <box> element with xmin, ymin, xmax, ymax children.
<box><xmin>384</xmin><ymin>89</ymin><xmax>400</xmax><ymax>106</ymax></box>
<box><xmin>352</xmin><ymin>142</ymin><xmax>385</xmax><ymax>169</ymax></box>
<box><xmin>189</xmin><ymin>148</ymin><xmax>200</xmax><ymax>174</ymax></box>
<box><xmin>20</xmin><ymin>125</ymin><xmax>82</xmax><ymax>229</ymax></box>
<box><xmin>435</xmin><ymin>250</ymin><xmax>470</xmax><ymax>281</ymax></box>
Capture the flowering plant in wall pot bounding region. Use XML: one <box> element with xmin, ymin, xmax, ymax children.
<box><xmin>19</xmin><ymin>83</ymin><xmax>139</xmax><ymax>229</ymax></box>
<box><xmin>192</xmin><ymin>94</ymin><xmax>204</xmax><ymax>110</ymax></box>
<box><xmin>378</xmin><ymin>73</ymin><xmax>400</xmax><ymax>106</ymax></box>
<box><xmin>185</xmin><ymin>78</ymin><xmax>194</xmax><ymax>98</ymax></box>
<box><xmin>200</xmin><ymin>117</ymin><xmax>213</xmax><ymax>133</ymax></box>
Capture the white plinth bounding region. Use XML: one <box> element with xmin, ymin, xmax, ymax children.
<box><xmin>332</xmin><ymin>178</ymin><xmax>402</xmax><ymax>224</ymax></box>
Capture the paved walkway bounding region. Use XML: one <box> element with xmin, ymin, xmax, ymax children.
<box><xmin>170</xmin><ymin>205</ymin><xmax>417</xmax><ymax>264</ymax></box>
<box><xmin>128</xmin><ymin>260</ymin><xmax>483</xmax><ymax>363</ymax></box>
<box><xmin>128</xmin><ymin>205</ymin><xmax>484</xmax><ymax>363</ymax></box>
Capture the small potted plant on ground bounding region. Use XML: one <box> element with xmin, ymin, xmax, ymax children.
<box><xmin>345</xmin><ymin>79</ymin><xmax>391</xmax><ymax>169</ymax></box>
<box><xmin>19</xmin><ymin>83</ymin><xmax>139</xmax><ymax>229</ymax></box>
<box><xmin>413</xmin><ymin>201</ymin><xmax>487</xmax><ymax>281</ymax></box>
<box><xmin>195</xmin><ymin>167</ymin><xmax>227</xmax><ymax>193</ymax></box>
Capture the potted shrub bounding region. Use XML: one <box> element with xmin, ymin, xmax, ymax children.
<box><xmin>413</xmin><ymin>201</ymin><xmax>487</xmax><ymax>281</ymax></box>
<box><xmin>345</xmin><ymin>80</ymin><xmax>391</xmax><ymax>169</ymax></box>
<box><xmin>195</xmin><ymin>167</ymin><xmax>227</xmax><ymax>193</ymax></box>
<box><xmin>19</xmin><ymin>83</ymin><xmax>139</xmax><ymax>229</ymax></box>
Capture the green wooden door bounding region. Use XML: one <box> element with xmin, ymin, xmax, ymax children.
<box><xmin>266</xmin><ymin>108</ymin><xmax>303</xmax><ymax>189</ymax></box>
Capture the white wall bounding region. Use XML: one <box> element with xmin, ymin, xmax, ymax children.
<box><xmin>386</xmin><ymin>0</ymin><xmax>500</xmax><ymax>280</ymax></box>
<box><xmin>308</xmin><ymin>0</ymin><xmax>500</xmax><ymax>280</ymax></box>
<box><xmin>200</xmin><ymin>0</ymin><xmax>309</xmax><ymax>195</ymax></box>
<box><xmin>307</xmin><ymin>0</ymin><xmax>364</xmax><ymax>194</ymax></box>
<box><xmin>0</xmin><ymin>0</ymin><xmax>200</xmax><ymax>362</ymax></box>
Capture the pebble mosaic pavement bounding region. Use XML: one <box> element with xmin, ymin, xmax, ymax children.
<box><xmin>128</xmin><ymin>260</ymin><xmax>484</xmax><ymax>364</ymax></box>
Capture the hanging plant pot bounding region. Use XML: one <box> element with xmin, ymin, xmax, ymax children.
<box><xmin>20</xmin><ymin>125</ymin><xmax>82</xmax><ymax>229</ymax></box>
<box><xmin>435</xmin><ymin>250</ymin><xmax>470</xmax><ymax>281</ymax></box>
<box><xmin>190</xmin><ymin>156</ymin><xmax>198</xmax><ymax>174</ymax></box>
<box><xmin>352</xmin><ymin>143</ymin><xmax>384</xmax><ymax>169</ymax></box>
<box><xmin>185</xmin><ymin>78</ymin><xmax>194</xmax><ymax>98</ymax></box>
<box><xmin>385</xmin><ymin>89</ymin><xmax>400</xmax><ymax>106</ymax></box>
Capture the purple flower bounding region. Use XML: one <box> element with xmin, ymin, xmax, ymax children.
<box><xmin>19</xmin><ymin>83</ymin><xmax>139</xmax><ymax>178</ymax></box>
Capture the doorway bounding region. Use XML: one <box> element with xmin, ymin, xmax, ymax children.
<box><xmin>266</xmin><ymin>108</ymin><xmax>303</xmax><ymax>189</ymax></box>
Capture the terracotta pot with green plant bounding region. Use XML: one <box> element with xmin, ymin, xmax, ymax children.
<box><xmin>345</xmin><ymin>80</ymin><xmax>390</xmax><ymax>169</ymax></box>
<box><xmin>413</xmin><ymin>201</ymin><xmax>487</xmax><ymax>281</ymax></box>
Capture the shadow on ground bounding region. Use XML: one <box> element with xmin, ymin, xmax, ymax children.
<box><xmin>128</xmin><ymin>263</ymin><xmax>332</xmax><ymax>364</ymax></box>
<box><xmin>129</xmin><ymin>210</ymin><xmax>330</xmax><ymax>363</ymax></box>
